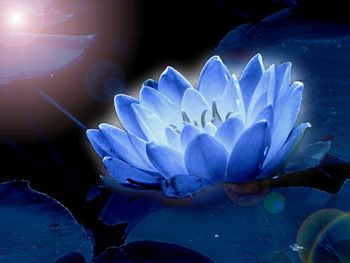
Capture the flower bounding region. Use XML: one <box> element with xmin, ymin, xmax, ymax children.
<box><xmin>87</xmin><ymin>54</ymin><xmax>311</xmax><ymax>197</ymax></box>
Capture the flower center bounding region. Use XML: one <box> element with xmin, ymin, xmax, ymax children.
<box><xmin>171</xmin><ymin>100</ymin><xmax>237</xmax><ymax>134</ymax></box>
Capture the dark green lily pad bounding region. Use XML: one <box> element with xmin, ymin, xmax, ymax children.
<box><xmin>127</xmin><ymin>181</ymin><xmax>350</xmax><ymax>262</ymax></box>
<box><xmin>0</xmin><ymin>181</ymin><xmax>94</xmax><ymax>262</ymax></box>
<box><xmin>94</xmin><ymin>241</ymin><xmax>214</xmax><ymax>263</ymax></box>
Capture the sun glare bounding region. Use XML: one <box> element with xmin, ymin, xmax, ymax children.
<box><xmin>7</xmin><ymin>10</ymin><xmax>26</xmax><ymax>28</ymax></box>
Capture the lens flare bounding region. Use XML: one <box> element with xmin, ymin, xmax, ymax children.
<box><xmin>297</xmin><ymin>209</ymin><xmax>350</xmax><ymax>263</ymax></box>
<box><xmin>263</xmin><ymin>192</ymin><xmax>285</xmax><ymax>214</ymax></box>
<box><xmin>7</xmin><ymin>11</ymin><xmax>25</xmax><ymax>28</ymax></box>
<box><xmin>0</xmin><ymin>1</ymin><xmax>45</xmax><ymax>46</ymax></box>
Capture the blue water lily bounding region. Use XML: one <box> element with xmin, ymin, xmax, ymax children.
<box><xmin>87</xmin><ymin>54</ymin><xmax>311</xmax><ymax>197</ymax></box>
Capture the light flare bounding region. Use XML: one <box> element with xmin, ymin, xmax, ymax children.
<box><xmin>7</xmin><ymin>10</ymin><xmax>26</xmax><ymax>28</ymax></box>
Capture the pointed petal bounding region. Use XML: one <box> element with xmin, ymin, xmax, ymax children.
<box><xmin>248</xmin><ymin>92</ymin><xmax>268</xmax><ymax>124</ymax></box>
<box><xmin>140</xmin><ymin>86</ymin><xmax>181</xmax><ymax>127</ymax></box>
<box><xmin>215</xmin><ymin>117</ymin><xmax>245</xmax><ymax>153</ymax></box>
<box><xmin>158</xmin><ymin>66</ymin><xmax>192</xmax><ymax>105</ymax></box>
<box><xmin>197</xmin><ymin>56</ymin><xmax>231</xmax><ymax>104</ymax></box>
<box><xmin>181</xmin><ymin>88</ymin><xmax>210</xmax><ymax>124</ymax></box>
<box><xmin>114</xmin><ymin>95</ymin><xmax>147</xmax><ymax>140</ymax></box>
<box><xmin>248</xmin><ymin>65</ymin><xmax>275</xmax><ymax>114</ymax></box>
<box><xmin>254</xmin><ymin>104</ymin><xmax>274</xmax><ymax>129</ymax></box>
<box><xmin>103</xmin><ymin>157</ymin><xmax>161</xmax><ymax>187</ymax></box>
<box><xmin>185</xmin><ymin>134</ymin><xmax>228</xmax><ymax>183</ymax></box>
<box><xmin>127</xmin><ymin>132</ymin><xmax>156</xmax><ymax>171</ymax></box>
<box><xmin>180</xmin><ymin>124</ymin><xmax>201</xmax><ymax>150</ymax></box>
<box><xmin>239</xmin><ymin>54</ymin><xmax>265</xmax><ymax>110</ymax></box>
<box><xmin>226</xmin><ymin>120</ymin><xmax>271</xmax><ymax>182</ymax></box>
<box><xmin>162</xmin><ymin>174</ymin><xmax>210</xmax><ymax>197</ymax></box>
<box><xmin>132</xmin><ymin>104</ymin><xmax>167</xmax><ymax>144</ymax></box>
<box><xmin>266</xmin><ymin>83</ymin><xmax>303</xmax><ymax>163</ymax></box>
<box><xmin>266</xmin><ymin>66</ymin><xmax>276</xmax><ymax>105</ymax></box>
<box><xmin>99</xmin><ymin>123</ymin><xmax>154</xmax><ymax>171</ymax></box>
<box><xmin>216</xmin><ymin>74</ymin><xmax>245</xmax><ymax>121</ymax></box>
<box><xmin>86</xmin><ymin>129</ymin><xmax>111</xmax><ymax>158</ymax></box>
<box><xmin>146</xmin><ymin>143</ymin><xmax>186</xmax><ymax>179</ymax></box>
<box><xmin>258</xmin><ymin>123</ymin><xmax>311</xmax><ymax>179</ymax></box>
<box><xmin>275</xmin><ymin>62</ymin><xmax>291</xmax><ymax>103</ymax></box>
<box><xmin>274</xmin><ymin>81</ymin><xmax>303</xmax><ymax>123</ymax></box>
<box><xmin>143</xmin><ymin>79</ymin><xmax>158</xmax><ymax>89</ymax></box>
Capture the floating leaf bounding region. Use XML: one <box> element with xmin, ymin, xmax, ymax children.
<box><xmin>126</xmin><ymin>181</ymin><xmax>350</xmax><ymax>262</ymax></box>
<box><xmin>0</xmin><ymin>181</ymin><xmax>94</xmax><ymax>262</ymax></box>
<box><xmin>94</xmin><ymin>241</ymin><xmax>214</xmax><ymax>263</ymax></box>
<box><xmin>0</xmin><ymin>33</ymin><xmax>95</xmax><ymax>83</ymax></box>
<box><xmin>0</xmin><ymin>0</ymin><xmax>53</xmax><ymax>14</ymax></box>
<box><xmin>99</xmin><ymin>189</ymin><xmax>164</xmax><ymax>235</ymax></box>
<box><xmin>55</xmin><ymin>252</ymin><xmax>86</xmax><ymax>263</ymax></box>
<box><xmin>0</xmin><ymin>255</ymin><xmax>38</xmax><ymax>263</ymax></box>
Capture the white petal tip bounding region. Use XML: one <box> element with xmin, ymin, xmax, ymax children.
<box><xmin>208</xmin><ymin>55</ymin><xmax>222</xmax><ymax>61</ymax></box>
<box><xmin>98</xmin><ymin>123</ymin><xmax>111</xmax><ymax>130</ymax></box>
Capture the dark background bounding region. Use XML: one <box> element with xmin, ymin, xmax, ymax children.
<box><xmin>0</xmin><ymin>0</ymin><xmax>347</xmax><ymax>252</ymax></box>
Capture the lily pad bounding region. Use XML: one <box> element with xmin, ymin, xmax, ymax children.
<box><xmin>94</xmin><ymin>241</ymin><xmax>214</xmax><ymax>263</ymax></box>
<box><xmin>43</xmin><ymin>8</ymin><xmax>74</xmax><ymax>27</ymax></box>
<box><xmin>0</xmin><ymin>33</ymin><xmax>95</xmax><ymax>84</ymax></box>
<box><xmin>98</xmin><ymin>179</ymin><xmax>164</xmax><ymax>235</ymax></box>
<box><xmin>0</xmin><ymin>0</ymin><xmax>53</xmax><ymax>14</ymax></box>
<box><xmin>0</xmin><ymin>181</ymin><xmax>94</xmax><ymax>262</ymax></box>
<box><xmin>127</xmin><ymin>181</ymin><xmax>350</xmax><ymax>262</ymax></box>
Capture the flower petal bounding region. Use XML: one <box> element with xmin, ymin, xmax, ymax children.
<box><xmin>197</xmin><ymin>56</ymin><xmax>231</xmax><ymax>104</ymax></box>
<box><xmin>132</xmin><ymin>104</ymin><xmax>167</xmax><ymax>144</ymax></box>
<box><xmin>247</xmin><ymin>92</ymin><xmax>268</xmax><ymax>124</ymax></box>
<box><xmin>248</xmin><ymin>65</ymin><xmax>275</xmax><ymax>114</ymax></box>
<box><xmin>215</xmin><ymin>117</ymin><xmax>245</xmax><ymax>153</ymax></box>
<box><xmin>181</xmin><ymin>88</ymin><xmax>210</xmax><ymax>124</ymax></box>
<box><xmin>266</xmin><ymin>82</ymin><xmax>303</xmax><ymax>164</ymax></box>
<box><xmin>114</xmin><ymin>95</ymin><xmax>147</xmax><ymax>140</ymax></box>
<box><xmin>226</xmin><ymin>120</ymin><xmax>271</xmax><ymax>182</ymax></box>
<box><xmin>203</xmin><ymin>122</ymin><xmax>217</xmax><ymax>136</ymax></box>
<box><xmin>140</xmin><ymin>86</ymin><xmax>181</xmax><ymax>128</ymax></box>
<box><xmin>127</xmin><ymin>131</ymin><xmax>156</xmax><ymax>171</ymax></box>
<box><xmin>258</xmin><ymin>122</ymin><xmax>311</xmax><ymax>179</ymax></box>
<box><xmin>254</xmin><ymin>104</ymin><xmax>274</xmax><ymax>129</ymax></box>
<box><xmin>86</xmin><ymin>129</ymin><xmax>111</xmax><ymax>158</ymax></box>
<box><xmin>161</xmin><ymin>174</ymin><xmax>210</xmax><ymax>197</ymax></box>
<box><xmin>99</xmin><ymin>123</ymin><xmax>154</xmax><ymax>171</ymax></box>
<box><xmin>158</xmin><ymin>66</ymin><xmax>192</xmax><ymax>105</ymax></box>
<box><xmin>180</xmin><ymin>124</ymin><xmax>201</xmax><ymax>150</ymax></box>
<box><xmin>275</xmin><ymin>62</ymin><xmax>291</xmax><ymax>104</ymax></box>
<box><xmin>216</xmin><ymin>74</ymin><xmax>245</xmax><ymax>121</ymax></box>
<box><xmin>239</xmin><ymin>54</ymin><xmax>265</xmax><ymax>111</ymax></box>
<box><xmin>146</xmin><ymin>143</ymin><xmax>186</xmax><ymax>179</ymax></box>
<box><xmin>143</xmin><ymin>79</ymin><xmax>158</xmax><ymax>90</ymax></box>
<box><xmin>165</xmin><ymin>127</ymin><xmax>181</xmax><ymax>151</ymax></box>
<box><xmin>274</xmin><ymin>81</ymin><xmax>303</xmax><ymax>124</ymax></box>
<box><xmin>103</xmin><ymin>157</ymin><xmax>161</xmax><ymax>187</ymax></box>
<box><xmin>184</xmin><ymin>134</ymin><xmax>228</xmax><ymax>183</ymax></box>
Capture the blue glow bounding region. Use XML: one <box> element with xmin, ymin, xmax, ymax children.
<box><xmin>87</xmin><ymin>54</ymin><xmax>311</xmax><ymax>198</ymax></box>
